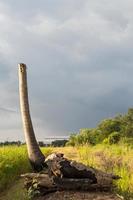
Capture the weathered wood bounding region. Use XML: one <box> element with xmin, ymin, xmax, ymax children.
<box><xmin>46</xmin><ymin>153</ymin><xmax>97</xmax><ymax>183</ymax></box>
<box><xmin>21</xmin><ymin>153</ymin><xmax>120</xmax><ymax>197</ymax></box>
<box><xmin>21</xmin><ymin>173</ymin><xmax>49</xmax><ymax>179</ymax></box>
<box><xmin>21</xmin><ymin>173</ymin><xmax>116</xmax><ymax>192</ymax></box>
<box><xmin>21</xmin><ymin>173</ymin><xmax>54</xmax><ymax>188</ymax></box>
<box><xmin>93</xmin><ymin>168</ymin><xmax>120</xmax><ymax>186</ymax></box>
<box><xmin>53</xmin><ymin>177</ymin><xmax>111</xmax><ymax>191</ymax></box>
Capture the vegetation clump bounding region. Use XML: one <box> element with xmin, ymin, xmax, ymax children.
<box><xmin>0</xmin><ymin>146</ymin><xmax>31</xmax><ymax>192</ymax></box>
<box><xmin>67</xmin><ymin>108</ymin><xmax>133</xmax><ymax>146</ymax></box>
<box><xmin>0</xmin><ymin>146</ymin><xmax>52</xmax><ymax>192</ymax></box>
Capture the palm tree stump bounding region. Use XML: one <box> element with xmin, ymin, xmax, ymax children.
<box><xmin>18</xmin><ymin>63</ymin><xmax>46</xmax><ymax>171</ymax></box>
<box><xmin>18</xmin><ymin>64</ymin><xmax>120</xmax><ymax>197</ymax></box>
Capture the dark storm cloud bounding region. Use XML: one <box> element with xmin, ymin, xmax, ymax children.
<box><xmin>0</xmin><ymin>0</ymin><xmax>133</xmax><ymax>140</ymax></box>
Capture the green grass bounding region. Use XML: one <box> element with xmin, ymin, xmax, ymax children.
<box><xmin>0</xmin><ymin>145</ymin><xmax>31</xmax><ymax>192</ymax></box>
<box><xmin>0</xmin><ymin>145</ymin><xmax>53</xmax><ymax>193</ymax></box>
<box><xmin>77</xmin><ymin>144</ymin><xmax>133</xmax><ymax>199</ymax></box>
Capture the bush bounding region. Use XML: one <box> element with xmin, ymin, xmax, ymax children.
<box><xmin>107</xmin><ymin>132</ymin><xmax>121</xmax><ymax>145</ymax></box>
<box><xmin>66</xmin><ymin>133</ymin><xmax>77</xmax><ymax>146</ymax></box>
<box><xmin>67</xmin><ymin>108</ymin><xmax>133</xmax><ymax>146</ymax></box>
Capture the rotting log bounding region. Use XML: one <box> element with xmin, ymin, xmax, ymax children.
<box><xmin>21</xmin><ymin>172</ymin><xmax>119</xmax><ymax>193</ymax></box>
<box><xmin>21</xmin><ymin>173</ymin><xmax>54</xmax><ymax>188</ymax></box>
<box><xmin>21</xmin><ymin>153</ymin><xmax>120</xmax><ymax>197</ymax></box>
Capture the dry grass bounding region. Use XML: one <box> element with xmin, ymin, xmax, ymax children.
<box><xmin>50</xmin><ymin>146</ymin><xmax>79</xmax><ymax>160</ymax></box>
<box><xmin>77</xmin><ymin>144</ymin><xmax>133</xmax><ymax>199</ymax></box>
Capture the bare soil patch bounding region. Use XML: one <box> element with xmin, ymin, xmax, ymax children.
<box><xmin>37</xmin><ymin>191</ymin><xmax>121</xmax><ymax>200</ymax></box>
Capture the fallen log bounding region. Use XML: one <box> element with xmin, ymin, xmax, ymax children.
<box><xmin>21</xmin><ymin>173</ymin><xmax>54</xmax><ymax>188</ymax></box>
<box><xmin>21</xmin><ymin>173</ymin><xmax>117</xmax><ymax>192</ymax></box>
<box><xmin>53</xmin><ymin>177</ymin><xmax>112</xmax><ymax>191</ymax></box>
<box><xmin>21</xmin><ymin>153</ymin><xmax>120</xmax><ymax>197</ymax></box>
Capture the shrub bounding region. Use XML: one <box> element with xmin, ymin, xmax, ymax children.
<box><xmin>107</xmin><ymin>132</ymin><xmax>121</xmax><ymax>145</ymax></box>
<box><xmin>66</xmin><ymin>133</ymin><xmax>77</xmax><ymax>146</ymax></box>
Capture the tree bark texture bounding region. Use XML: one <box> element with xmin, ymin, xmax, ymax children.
<box><xmin>18</xmin><ymin>63</ymin><xmax>45</xmax><ymax>171</ymax></box>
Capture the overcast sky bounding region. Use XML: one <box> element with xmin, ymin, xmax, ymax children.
<box><xmin>0</xmin><ymin>0</ymin><xmax>133</xmax><ymax>141</ymax></box>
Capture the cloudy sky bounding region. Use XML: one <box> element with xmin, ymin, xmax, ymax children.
<box><xmin>0</xmin><ymin>0</ymin><xmax>133</xmax><ymax>141</ymax></box>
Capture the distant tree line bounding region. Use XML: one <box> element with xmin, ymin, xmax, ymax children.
<box><xmin>0</xmin><ymin>141</ymin><xmax>22</xmax><ymax>146</ymax></box>
<box><xmin>51</xmin><ymin>139</ymin><xmax>68</xmax><ymax>147</ymax></box>
<box><xmin>38</xmin><ymin>140</ymin><xmax>68</xmax><ymax>147</ymax></box>
<box><xmin>67</xmin><ymin>108</ymin><xmax>133</xmax><ymax>146</ymax></box>
<box><xmin>0</xmin><ymin>140</ymin><xmax>68</xmax><ymax>147</ymax></box>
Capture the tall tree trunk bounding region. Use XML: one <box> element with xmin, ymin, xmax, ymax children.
<box><xmin>18</xmin><ymin>63</ymin><xmax>46</xmax><ymax>171</ymax></box>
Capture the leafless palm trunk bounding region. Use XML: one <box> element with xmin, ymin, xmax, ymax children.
<box><xmin>18</xmin><ymin>63</ymin><xmax>45</xmax><ymax>171</ymax></box>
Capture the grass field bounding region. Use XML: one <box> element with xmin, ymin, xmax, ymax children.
<box><xmin>0</xmin><ymin>146</ymin><xmax>31</xmax><ymax>192</ymax></box>
<box><xmin>77</xmin><ymin>144</ymin><xmax>133</xmax><ymax>199</ymax></box>
<box><xmin>0</xmin><ymin>146</ymin><xmax>52</xmax><ymax>193</ymax></box>
<box><xmin>0</xmin><ymin>145</ymin><xmax>133</xmax><ymax>199</ymax></box>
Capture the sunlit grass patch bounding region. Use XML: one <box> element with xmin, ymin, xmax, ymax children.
<box><xmin>77</xmin><ymin>144</ymin><xmax>133</xmax><ymax>199</ymax></box>
<box><xmin>41</xmin><ymin>147</ymin><xmax>53</xmax><ymax>157</ymax></box>
<box><xmin>0</xmin><ymin>145</ymin><xmax>31</xmax><ymax>192</ymax></box>
<box><xmin>50</xmin><ymin>146</ymin><xmax>79</xmax><ymax>160</ymax></box>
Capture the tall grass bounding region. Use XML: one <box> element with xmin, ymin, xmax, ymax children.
<box><xmin>78</xmin><ymin>144</ymin><xmax>133</xmax><ymax>199</ymax></box>
<box><xmin>0</xmin><ymin>145</ymin><xmax>53</xmax><ymax>192</ymax></box>
<box><xmin>0</xmin><ymin>145</ymin><xmax>31</xmax><ymax>192</ymax></box>
<box><xmin>0</xmin><ymin>145</ymin><xmax>133</xmax><ymax>199</ymax></box>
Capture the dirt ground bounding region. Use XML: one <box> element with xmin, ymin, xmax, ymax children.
<box><xmin>37</xmin><ymin>191</ymin><xmax>122</xmax><ymax>200</ymax></box>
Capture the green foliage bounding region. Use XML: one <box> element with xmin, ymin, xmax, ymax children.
<box><xmin>120</xmin><ymin>137</ymin><xmax>133</xmax><ymax>148</ymax></box>
<box><xmin>0</xmin><ymin>146</ymin><xmax>53</xmax><ymax>193</ymax></box>
<box><xmin>66</xmin><ymin>133</ymin><xmax>77</xmax><ymax>146</ymax></box>
<box><xmin>51</xmin><ymin>140</ymin><xmax>68</xmax><ymax>147</ymax></box>
<box><xmin>104</xmin><ymin>132</ymin><xmax>121</xmax><ymax>145</ymax></box>
<box><xmin>67</xmin><ymin>108</ymin><xmax>133</xmax><ymax>147</ymax></box>
<box><xmin>80</xmin><ymin>128</ymin><xmax>102</xmax><ymax>145</ymax></box>
<box><xmin>120</xmin><ymin>108</ymin><xmax>133</xmax><ymax>137</ymax></box>
<box><xmin>108</xmin><ymin>132</ymin><xmax>121</xmax><ymax>144</ymax></box>
<box><xmin>98</xmin><ymin>118</ymin><xmax>121</xmax><ymax>137</ymax></box>
<box><xmin>0</xmin><ymin>146</ymin><xmax>31</xmax><ymax>192</ymax></box>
